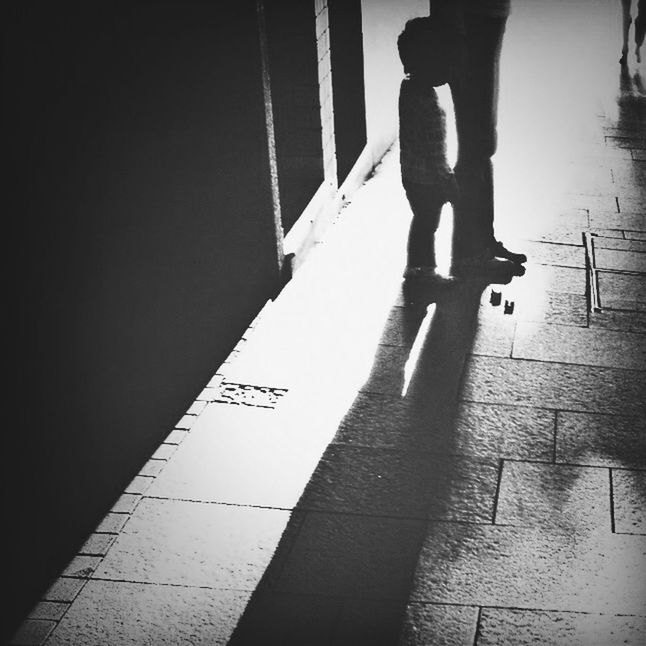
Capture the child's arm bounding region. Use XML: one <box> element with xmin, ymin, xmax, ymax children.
<box><xmin>447</xmin><ymin>172</ymin><xmax>460</xmax><ymax>206</ymax></box>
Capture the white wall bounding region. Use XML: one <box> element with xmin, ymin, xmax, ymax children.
<box><xmin>361</xmin><ymin>0</ymin><xmax>429</xmax><ymax>166</ymax></box>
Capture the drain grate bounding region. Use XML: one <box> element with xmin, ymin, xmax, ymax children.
<box><xmin>214</xmin><ymin>382</ymin><xmax>288</xmax><ymax>408</ymax></box>
<box><xmin>583</xmin><ymin>231</ymin><xmax>602</xmax><ymax>313</ymax></box>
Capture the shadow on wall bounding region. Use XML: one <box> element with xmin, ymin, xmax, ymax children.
<box><xmin>361</xmin><ymin>0</ymin><xmax>429</xmax><ymax>166</ymax></box>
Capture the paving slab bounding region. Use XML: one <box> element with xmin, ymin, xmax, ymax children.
<box><xmin>564</xmin><ymin>194</ymin><xmax>617</xmax><ymax>214</ymax></box>
<box><xmin>598</xmin><ymin>271</ymin><xmax>646</xmax><ymax>309</ymax></box>
<box><xmin>78</xmin><ymin>533</ymin><xmax>114</xmax><ymax>556</ymax></box>
<box><xmin>334</xmin><ymin>598</ymin><xmax>410</xmax><ymax>646</ymax></box>
<box><xmin>477</xmin><ymin>279</ymin><xmax>589</xmax><ymax>327</ymax></box>
<box><xmin>227</xmin><ymin>592</ymin><xmax>342</xmax><ymax>646</ymax></box>
<box><xmin>217</xmin><ymin>244</ymin><xmax>406</xmax><ymax>393</ymax></box>
<box><xmin>139</xmin><ymin>459</ymin><xmax>165</xmax><ymax>477</ymax></box>
<box><xmin>625</xmin><ymin>230</ymin><xmax>646</xmax><ymax>241</ymax></box>
<box><xmin>605</xmin><ymin>135</ymin><xmax>644</xmax><ymax>149</ymax></box>
<box><xmin>563</xmin><ymin>170</ymin><xmax>615</xmax><ymax>196</ymax></box>
<box><xmin>512</xmin><ymin>322</ymin><xmax>646</xmax><ymax>370</ymax></box>
<box><xmin>516</xmin><ymin>264</ymin><xmax>587</xmax><ymax>295</ymax></box>
<box><xmin>495</xmin><ymin>461</ymin><xmax>611</xmax><ymax>530</ymax></box>
<box><xmin>613</xmin><ymin>186</ymin><xmax>646</xmax><ymax>204</ymax></box>
<box><xmin>363</xmin><ymin>319</ymin><xmax>475</xmax><ymax>403</ymax></box>
<box><xmin>588</xmin><ymin>227</ymin><xmax>628</xmax><ymax>239</ymax></box>
<box><xmin>8</xmin><ymin>620</ymin><xmax>55</xmax><ymax>646</ymax></box>
<box><xmin>527</xmin><ymin>224</ymin><xmax>589</xmax><ymax>246</ymax></box>
<box><xmin>513</xmin><ymin>291</ymin><xmax>588</xmax><ymax>327</ymax></box>
<box><xmin>610</xmin><ymin>154</ymin><xmax>646</xmax><ymax>173</ymax></box>
<box><xmin>617</xmin><ymin>196</ymin><xmax>645</xmax><ymax>213</ymax></box>
<box><xmin>462</xmin><ymin>356</ymin><xmax>646</xmax><ymax>417</ymax></box>
<box><xmin>400</xmin><ymin>602</ymin><xmax>479</xmax><ymax>646</ymax></box>
<box><xmin>592</xmin><ymin>144</ymin><xmax>633</xmax><ymax>162</ymax></box>
<box><xmin>332</xmin><ymin>392</ymin><xmax>440</xmax><ymax>450</ymax></box>
<box><xmin>298</xmin><ymin>445</ymin><xmax>499</xmax><ymax>522</ymax></box>
<box><xmin>96</xmin><ymin>513</ymin><xmax>128</xmax><ymax>534</ymax></box>
<box><xmin>381</xmin><ymin>306</ymin><xmax>433</xmax><ymax>348</ymax></box>
<box><xmin>593</xmin><ymin>236</ymin><xmax>646</xmax><ymax>252</ymax></box>
<box><xmin>162</xmin><ymin>429</ymin><xmax>189</xmax><ymax>445</ymax></box>
<box><xmin>151</xmin><ymin>443</ymin><xmax>178</xmax><ymax>461</ymax></box>
<box><xmin>61</xmin><ymin>556</ymin><xmax>102</xmax><ymax>579</ymax></box>
<box><xmin>410</xmin><ymin>523</ymin><xmax>646</xmax><ymax>614</ymax></box>
<box><xmin>589</xmin><ymin>212</ymin><xmax>645</xmax><ymax>232</ymax></box>
<box><xmin>43</xmin><ymin>578</ymin><xmax>85</xmax><ymax>604</ymax></box>
<box><xmin>94</xmin><ymin>498</ymin><xmax>291</xmax><ymax>589</ymax></box>
<box><xmin>28</xmin><ymin>602</ymin><xmax>67</xmax><ymax>622</ymax></box>
<box><xmin>233</xmin><ymin>587</ymin><xmax>412</xmax><ymax>645</ymax></box>
<box><xmin>124</xmin><ymin>475</ymin><xmax>154</xmax><ymax>496</ymax></box>
<box><xmin>233</xmin><ymin>592</ymin><xmax>411</xmax><ymax>646</ymax></box>
<box><xmin>594</xmin><ymin>248</ymin><xmax>646</xmax><ymax>272</ymax></box>
<box><xmin>147</xmin><ymin>402</ymin><xmax>330</xmax><ymax>509</ymax></box>
<box><xmin>589</xmin><ymin>308</ymin><xmax>646</xmax><ymax>334</ymax></box>
<box><xmin>556</xmin><ymin>411</ymin><xmax>646</xmax><ymax>470</ymax></box>
<box><xmin>520</xmin><ymin>241</ymin><xmax>585</xmax><ymax>268</ymax></box>
<box><xmin>454</xmin><ymin>403</ymin><xmax>555</xmax><ymax>461</ymax></box>
<box><xmin>472</xmin><ymin>318</ymin><xmax>515</xmax><ymax>358</ymax></box>
<box><xmin>332</xmin><ymin>396</ymin><xmax>554</xmax><ymax>461</ymax></box>
<box><xmin>273</xmin><ymin>511</ymin><xmax>428</xmax><ymax>599</ymax></box>
<box><xmin>45</xmin><ymin>580</ymin><xmax>248</xmax><ymax>646</ymax></box>
<box><xmin>477</xmin><ymin>608</ymin><xmax>646</xmax><ymax>646</ymax></box>
<box><xmin>360</xmin><ymin>344</ymin><xmax>409</xmax><ymax>397</ymax></box>
<box><xmin>612</xmin><ymin>469</ymin><xmax>646</xmax><ymax>535</ymax></box>
<box><xmin>109</xmin><ymin>493</ymin><xmax>141</xmax><ymax>514</ymax></box>
<box><xmin>602</xmin><ymin>125</ymin><xmax>640</xmax><ymax>137</ymax></box>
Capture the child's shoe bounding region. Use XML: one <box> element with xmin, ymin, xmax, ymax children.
<box><xmin>403</xmin><ymin>265</ymin><xmax>456</xmax><ymax>284</ymax></box>
<box><xmin>402</xmin><ymin>266</ymin><xmax>457</xmax><ymax>303</ymax></box>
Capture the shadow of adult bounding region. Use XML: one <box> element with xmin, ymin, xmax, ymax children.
<box><xmin>618</xmin><ymin>64</ymin><xmax>646</xmax><ymax>124</ymax></box>
<box><xmin>228</xmin><ymin>270</ymin><xmax>519</xmax><ymax>645</ymax></box>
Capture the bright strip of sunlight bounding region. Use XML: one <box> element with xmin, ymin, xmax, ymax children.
<box><xmin>401</xmin><ymin>303</ymin><xmax>436</xmax><ymax>398</ymax></box>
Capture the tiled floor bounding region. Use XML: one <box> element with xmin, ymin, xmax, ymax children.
<box><xmin>11</xmin><ymin>2</ymin><xmax>646</xmax><ymax>645</ymax></box>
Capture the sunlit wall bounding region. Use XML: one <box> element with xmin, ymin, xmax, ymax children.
<box><xmin>360</xmin><ymin>0</ymin><xmax>429</xmax><ymax>166</ymax></box>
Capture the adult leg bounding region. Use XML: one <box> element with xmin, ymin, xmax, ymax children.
<box><xmin>635</xmin><ymin>0</ymin><xmax>645</xmax><ymax>61</ymax></box>
<box><xmin>451</xmin><ymin>14</ymin><xmax>506</xmax><ymax>260</ymax></box>
<box><xmin>621</xmin><ymin>0</ymin><xmax>632</xmax><ymax>64</ymax></box>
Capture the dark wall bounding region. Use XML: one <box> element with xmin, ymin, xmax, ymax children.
<box><xmin>4</xmin><ymin>1</ymin><xmax>279</xmax><ymax>636</ymax></box>
<box><xmin>329</xmin><ymin>0</ymin><xmax>367</xmax><ymax>185</ymax></box>
<box><xmin>264</xmin><ymin>0</ymin><xmax>324</xmax><ymax>233</ymax></box>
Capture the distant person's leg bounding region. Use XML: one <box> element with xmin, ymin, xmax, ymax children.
<box><xmin>621</xmin><ymin>0</ymin><xmax>632</xmax><ymax>64</ymax></box>
<box><xmin>635</xmin><ymin>0</ymin><xmax>645</xmax><ymax>61</ymax></box>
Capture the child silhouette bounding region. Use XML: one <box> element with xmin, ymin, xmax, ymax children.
<box><xmin>397</xmin><ymin>16</ymin><xmax>460</xmax><ymax>283</ymax></box>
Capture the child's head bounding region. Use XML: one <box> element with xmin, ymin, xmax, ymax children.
<box><xmin>397</xmin><ymin>16</ymin><xmax>457</xmax><ymax>85</ymax></box>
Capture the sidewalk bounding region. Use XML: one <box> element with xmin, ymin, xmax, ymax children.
<box><xmin>11</xmin><ymin>2</ymin><xmax>646</xmax><ymax>644</ymax></box>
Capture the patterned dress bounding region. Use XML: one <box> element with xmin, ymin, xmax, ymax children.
<box><xmin>463</xmin><ymin>0</ymin><xmax>510</xmax><ymax>18</ymax></box>
<box><xmin>399</xmin><ymin>78</ymin><xmax>454</xmax><ymax>201</ymax></box>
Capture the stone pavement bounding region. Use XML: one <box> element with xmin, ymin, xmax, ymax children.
<box><xmin>10</xmin><ymin>2</ymin><xmax>646</xmax><ymax>645</ymax></box>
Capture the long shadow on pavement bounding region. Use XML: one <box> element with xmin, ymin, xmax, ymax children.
<box><xmin>228</xmin><ymin>271</ymin><xmax>519</xmax><ymax>646</ymax></box>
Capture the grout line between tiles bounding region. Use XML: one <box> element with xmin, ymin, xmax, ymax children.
<box><xmin>609</xmin><ymin>468</ymin><xmax>616</xmax><ymax>534</ymax></box>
